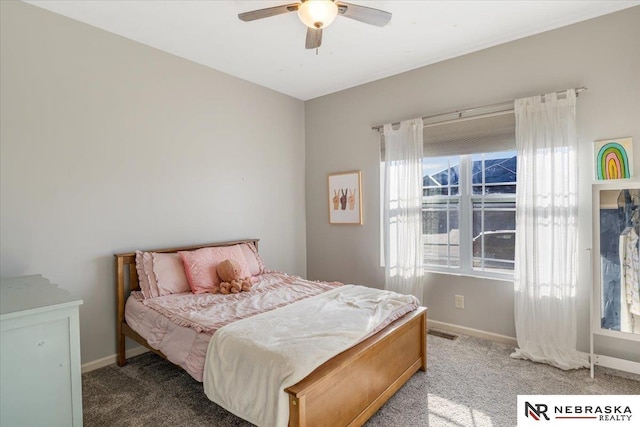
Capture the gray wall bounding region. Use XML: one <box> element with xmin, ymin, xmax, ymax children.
<box><xmin>305</xmin><ymin>7</ymin><xmax>640</xmax><ymax>359</ymax></box>
<box><xmin>2</xmin><ymin>1</ymin><xmax>639</xmax><ymax>367</ymax></box>
<box><xmin>0</xmin><ymin>1</ymin><xmax>306</xmax><ymax>364</ymax></box>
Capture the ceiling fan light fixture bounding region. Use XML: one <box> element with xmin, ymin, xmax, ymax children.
<box><xmin>298</xmin><ymin>0</ymin><xmax>338</xmax><ymax>29</ymax></box>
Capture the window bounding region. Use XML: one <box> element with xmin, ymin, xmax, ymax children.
<box><xmin>423</xmin><ymin>156</ymin><xmax>460</xmax><ymax>268</ymax></box>
<box><xmin>380</xmin><ymin>108</ymin><xmax>517</xmax><ymax>279</ymax></box>
<box><xmin>423</xmin><ymin>150</ymin><xmax>517</xmax><ymax>278</ymax></box>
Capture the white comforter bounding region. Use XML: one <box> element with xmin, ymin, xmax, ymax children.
<box><xmin>203</xmin><ymin>284</ymin><xmax>419</xmax><ymax>427</ymax></box>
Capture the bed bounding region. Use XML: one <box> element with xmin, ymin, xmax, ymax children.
<box><xmin>115</xmin><ymin>239</ymin><xmax>427</xmax><ymax>427</ymax></box>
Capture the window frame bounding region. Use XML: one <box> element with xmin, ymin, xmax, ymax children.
<box><xmin>422</xmin><ymin>153</ymin><xmax>516</xmax><ymax>281</ymax></box>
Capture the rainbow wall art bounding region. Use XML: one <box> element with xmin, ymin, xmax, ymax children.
<box><xmin>595</xmin><ymin>137</ymin><xmax>633</xmax><ymax>180</ymax></box>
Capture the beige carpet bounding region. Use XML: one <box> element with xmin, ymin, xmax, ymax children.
<box><xmin>82</xmin><ymin>334</ymin><xmax>639</xmax><ymax>426</ymax></box>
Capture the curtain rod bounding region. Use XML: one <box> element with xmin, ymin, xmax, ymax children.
<box><xmin>372</xmin><ymin>86</ymin><xmax>587</xmax><ymax>132</ymax></box>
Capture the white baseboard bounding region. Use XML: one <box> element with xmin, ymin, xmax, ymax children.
<box><xmin>81</xmin><ymin>346</ymin><xmax>149</xmax><ymax>374</ymax></box>
<box><xmin>428</xmin><ymin>319</ymin><xmax>518</xmax><ymax>347</ymax></box>
<box><xmin>593</xmin><ymin>354</ymin><xmax>640</xmax><ymax>375</ymax></box>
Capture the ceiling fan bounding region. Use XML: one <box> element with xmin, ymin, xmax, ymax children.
<box><xmin>238</xmin><ymin>0</ymin><xmax>392</xmax><ymax>50</ymax></box>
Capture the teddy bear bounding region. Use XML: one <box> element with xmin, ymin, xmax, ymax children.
<box><xmin>217</xmin><ymin>259</ymin><xmax>253</xmax><ymax>295</ymax></box>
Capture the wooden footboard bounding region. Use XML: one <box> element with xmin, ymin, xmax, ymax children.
<box><xmin>285</xmin><ymin>307</ymin><xmax>427</xmax><ymax>427</ymax></box>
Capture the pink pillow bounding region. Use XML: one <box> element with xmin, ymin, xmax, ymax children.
<box><xmin>153</xmin><ymin>253</ymin><xmax>190</xmax><ymax>296</ymax></box>
<box><xmin>134</xmin><ymin>251</ymin><xmax>152</xmax><ymax>298</ymax></box>
<box><xmin>240</xmin><ymin>243</ymin><xmax>266</xmax><ymax>276</ymax></box>
<box><xmin>135</xmin><ymin>251</ymin><xmax>159</xmax><ymax>299</ymax></box>
<box><xmin>179</xmin><ymin>245</ymin><xmax>250</xmax><ymax>294</ymax></box>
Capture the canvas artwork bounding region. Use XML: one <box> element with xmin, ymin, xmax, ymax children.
<box><xmin>595</xmin><ymin>137</ymin><xmax>633</xmax><ymax>180</ymax></box>
<box><xmin>328</xmin><ymin>171</ymin><xmax>362</xmax><ymax>224</ymax></box>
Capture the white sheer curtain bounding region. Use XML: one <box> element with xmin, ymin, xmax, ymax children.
<box><xmin>511</xmin><ymin>90</ymin><xmax>589</xmax><ymax>369</ymax></box>
<box><xmin>383</xmin><ymin>118</ymin><xmax>424</xmax><ymax>302</ymax></box>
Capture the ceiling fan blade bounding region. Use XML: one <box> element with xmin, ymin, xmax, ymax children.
<box><xmin>238</xmin><ymin>3</ymin><xmax>299</xmax><ymax>22</ymax></box>
<box><xmin>306</xmin><ymin>27</ymin><xmax>322</xmax><ymax>49</ymax></box>
<box><xmin>336</xmin><ymin>2</ymin><xmax>391</xmax><ymax>27</ymax></box>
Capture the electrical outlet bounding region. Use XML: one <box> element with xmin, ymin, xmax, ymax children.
<box><xmin>455</xmin><ymin>294</ymin><xmax>464</xmax><ymax>309</ymax></box>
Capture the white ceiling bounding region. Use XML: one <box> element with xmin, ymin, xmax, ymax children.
<box><xmin>26</xmin><ymin>1</ymin><xmax>639</xmax><ymax>100</ymax></box>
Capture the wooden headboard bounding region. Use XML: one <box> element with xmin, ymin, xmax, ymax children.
<box><xmin>113</xmin><ymin>238</ymin><xmax>259</xmax><ymax>365</ymax></box>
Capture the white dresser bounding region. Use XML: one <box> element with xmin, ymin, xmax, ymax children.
<box><xmin>0</xmin><ymin>275</ymin><xmax>83</xmax><ymax>427</ymax></box>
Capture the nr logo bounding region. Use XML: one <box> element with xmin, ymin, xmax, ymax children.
<box><xmin>525</xmin><ymin>402</ymin><xmax>550</xmax><ymax>421</ymax></box>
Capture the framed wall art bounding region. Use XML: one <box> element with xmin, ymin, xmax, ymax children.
<box><xmin>328</xmin><ymin>171</ymin><xmax>362</xmax><ymax>225</ymax></box>
<box><xmin>594</xmin><ymin>137</ymin><xmax>633</xmax><ymax>180</ymax></box>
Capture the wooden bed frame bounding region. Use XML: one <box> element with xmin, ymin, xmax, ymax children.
<box><xmin>115</xmin><ymin>239</ymin><xmax>427</xmax><ymax>427</ymax></box>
